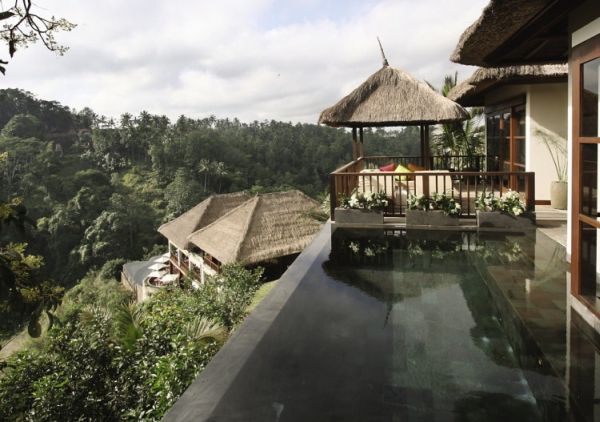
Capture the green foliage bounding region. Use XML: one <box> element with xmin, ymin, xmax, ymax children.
<box><xmin>1</xmin><ymin>113</ymin><xmax>44</xmax><ymax>139</ymax></box>
<box><xmin>475</xmin><ymin>190</ymin><xmax>526</xmax><ymax>217</ymax></box>
<box><xmin>0</xmin><ymin>189</ymin><xmax>63</xmax><ymax>338</ymax></box>
<box><xmin>59</xmin><ymin>272</ymin><xmax>132</xmax><ymax>319</ymax></box>
<box><xmin>112</xmin><ymin>301</ymin><xmax>145</xmax><ymax>351</ymax></box>
<box><xmin>0</xmin><ymin>88</ymin><xmax>420</xmax><ymax>341</ymax></box>
<box><xmin>195</xmin><ymin>264</ymin><xmax>263</xmax><ymax>329</ymax></box>
<box><xmin>407</xmin><ymin>192</ymin><xmax>462</xmax><ymax>216</ymax></box>
<box><xmin>99</xmin><ymin>258</ymin><xmax>127</xmax><ymax>281</ymax></box>
<box><xmin>340</xmin><ymin>191</ymin><xmax>389</xmax><ymax>211</ymax></box>
<box><xmin>0</xmin><ymin>264</ymin><xmax>263</xmax><ymax>421</ymax></box>
<box><xmin>431</xmin><ymin>73</ymin><xmax>484</xmax><ymax>158</ymax></box>
<box><xmin>165</xmin><ymin>168</ymin><xmax>204</xmax><ymax>217</ymax></box>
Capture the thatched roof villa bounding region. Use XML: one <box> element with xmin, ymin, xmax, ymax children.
<box><xmin>158</xmin><ymin>191</ymin><xmax>251</xmax><ymax>250</ymax></box>
<box><xmin>187</xmin><ymin>190</ymin><xmax>321</xmax><ymax>267</ymax></box>
<box><xmin>158</xmin><ymin>190</ymin><xmax>322</xmax><ymax>284</ymax></box>
<box><xmin>447</xmin><ymin>64</ymin><xmax>568</xmax><ymax>106</ymax></box>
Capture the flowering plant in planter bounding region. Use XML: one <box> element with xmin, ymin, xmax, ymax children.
<box><xmin>475</xmin><ymin>190</ymin><xmax>525</xmax><ymax>217</ymax></box>
<box><xmin>347</xmin><ymin>239</ymin><xmax>388</xmax><ymax>258</ymax></box>
<box><xmin>340</xmin><ymin>191</ymin><xmax>389</xmax><ymax>211</ymax></box>
<box><xmin>407</xmin><ymin>192</ymin><xmax>461</xmax><ymax>217</ymax></box>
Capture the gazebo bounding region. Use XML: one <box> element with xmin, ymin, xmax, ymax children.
<box><xmin>318</xmin><ymin>47</ymin><xmax>469</xmax><ymax>166</ymax></box>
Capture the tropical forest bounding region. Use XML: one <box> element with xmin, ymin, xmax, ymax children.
<box><xmin>0</xmin><ymin>87</ymin><xmax>430</xmax><ymax>420</ymax></box>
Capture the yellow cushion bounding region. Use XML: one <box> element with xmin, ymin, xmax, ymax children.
<box><xmin>394</xmin><ymin>164</ymin><xmax>411</xmax><ymax>181</ymax></box>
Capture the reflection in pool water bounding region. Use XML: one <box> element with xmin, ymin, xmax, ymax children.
<box><xmin>187</xmin><ymin>226</ymin><xmax>597</xmax><ymax>421</ymax></box>
<box><xmin>324</xmin><ymin>228</ymin><xmax>556</xmax><ymax>420</ymax></box>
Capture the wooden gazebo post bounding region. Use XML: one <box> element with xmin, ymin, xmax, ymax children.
<box><xmin>351</xmin><ymin>127</ymin><xmax>358</xmax><ymax>160</ymax></box>
<box><xmin>359</xmin><ymin>127</ymin><xmax>364</xmax><ymax>158</ymax></box>
<box><xmin>419</xmin><ymin>124</ymin><xmax>431</xmax><ymax>169</ymax></box>
<box><xmin>351</xmin><ymin>126</ymin><xmax>365</xmax><ymax>160</ymax></box>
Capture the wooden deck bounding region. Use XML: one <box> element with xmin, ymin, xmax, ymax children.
<box><xmin>331</xmin><ymin>156</ymin><xmax>535</xmax><ymax>219</ymax></box>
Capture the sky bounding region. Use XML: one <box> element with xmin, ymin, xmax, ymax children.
<box><xmin>2</xmin><ymin>0</ymin><xmax>488</xmax><ymax>124</ymax></box>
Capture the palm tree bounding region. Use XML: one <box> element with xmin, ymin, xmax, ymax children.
<box><xmin>110</xmin><ymin>302</ymin><xmax>226</xmax><ymax>351</ymax></box>
<box><xmin>432</xmin><ymin>73</ymin><xmax>485</xmax><ymax>169</ymax></box>
<box><xmin>112</xmin><ymin>301</ymin><xmax>144</xmax><ymax>350</ymax></box>
<box><xmin>197</xmin><ymin>159</ymin><xmax>211</xmax><ymax>193</ymax></box>
<box><xmin>184</xmin><ymin>316</ymin><xmax>227</xmax><ymax>345</ymax></box>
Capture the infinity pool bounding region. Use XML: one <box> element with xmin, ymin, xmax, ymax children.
<box><xmin>166</xmin><ymin>226</ymin><xmax>598</xmax><ymax>421</ymax></box>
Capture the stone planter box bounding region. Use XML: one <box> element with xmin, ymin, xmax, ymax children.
<box><xmin>334</xmin><ymin>208</ymin><xmax>384</xmax><ymax>225</ymax></box>
<box><xmin>476</xmin><ymin>211</ymin><xmax>535</xmax><ymax>230</ymax></box>
<box><xmin>405</xmin><ymin>210</ymin><xmax>459</xmax><ymax>227</ymax></box>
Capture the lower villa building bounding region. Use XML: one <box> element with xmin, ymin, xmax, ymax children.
<box><xmin>158</xmin><ymin>190</ymin><xmax>322</xmax><ymax>288</ymax></box>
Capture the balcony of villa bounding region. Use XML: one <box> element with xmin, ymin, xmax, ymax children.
<box><xmin>329</xmin><ymin>155</ymin><xmax>536</xmax><ymax>220</ymax></box>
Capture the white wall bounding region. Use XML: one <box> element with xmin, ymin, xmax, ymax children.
<box><xmin>528</xmin><ymin>83</ymin><xmax>569</xmax><ymax>201</ymax></box>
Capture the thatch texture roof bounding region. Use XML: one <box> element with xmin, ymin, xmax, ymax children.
<box><xmin>448</xmin><ymin>64</ymin><xmax>568</xmax><ymax>106</ymax></box>
<box><xmin>450</xmin><ymin>0</ymin><xmax>550</xmax><ymax>66</ymax></box>
<box><xmin>318</xmin><ymin>65</ymin><xmax>468</xmax><ymax>127</ymax></box>
<box><xmin>157</xmin><ymin>191</ymin><xmax>251</xmax><ymax>250</ymax></box>
<box><xmin>187</xmin><ymin>190</ymin><xmax>322</xmax><ymax>266</ymax></box>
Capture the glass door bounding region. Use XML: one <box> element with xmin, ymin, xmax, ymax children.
<box><xmin>486</xmin><ymin>98</ymin><xmax>526</xmax><ymax>191</ymax></box>
<box><xmin>572</xmin><ymin>36</ymin><xmax>600</xmax><ymax>309</ymax></box>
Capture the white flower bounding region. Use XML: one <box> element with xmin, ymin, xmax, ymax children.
<box><xmin>348</xmin><ymin>241</ymin><xmax>360</xmax><ymax>253</ymax></box>
<box><xmin>364</xmin><ymin>247</ymin><xmax>375</xmax><ymax>257</ymax></box>
<box><xmin>348</xmin><ymin>197</ymin><xmax>359</xmax><ymax>208</ymax></box>
<box><xmin>512</xmin><ymin>207</ymin><xmax>522</xmax><ymax>216</ymax></box>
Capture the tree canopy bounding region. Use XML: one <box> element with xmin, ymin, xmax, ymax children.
<box><xmin>0</xmin><ymin>0</ymin><xmax>75</xmax><ymax>74</ymax></box>
<box><xmin>0</xmin><ymin>88</ymin><xmax>421</xmax><ymax>340</ymax></box>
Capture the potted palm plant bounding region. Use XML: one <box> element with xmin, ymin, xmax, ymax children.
<box><xmin>536</xmin><ymin>127</ymin><xmax>567</xmax><ymax>209</ymax></box>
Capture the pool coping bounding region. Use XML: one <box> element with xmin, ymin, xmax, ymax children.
<box><xmin>163</xmin><ymin>222</ymin><xmax>332</xmax><ymax>421</ymax></box>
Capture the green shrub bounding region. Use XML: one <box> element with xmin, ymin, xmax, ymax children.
<box><xmin>194</xmin><ymin>264</ymin><xmax>263</xmax><ymax>329</ymax></box>
<box><xmin>0</xmin><ymin>264</ymin><xmax>262</xmax><ymax>421</ymax></box>
<box><xmin>99</xmin><ymin>258</ymin><xmax>127</xmax><ymax>281</ymax></box>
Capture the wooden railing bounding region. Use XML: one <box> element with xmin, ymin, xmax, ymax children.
<box><xmin>170</xmin><ymin>256</ymin><xmax>188</xmax><ymax>275</ymax></box>
<box><xmin>203</xmin><ymin>255</ymin><xmax>221</xmax><ymax>272</ymax></box>
<box><xmin>363</xmin><ymin>155</ymin><xmax>487</xmax><ymax>172</ymax></box>
<box><xmin>330</xmin><ymin>156</ymin><xmax>535</xmax><ymax>219</ymax></box>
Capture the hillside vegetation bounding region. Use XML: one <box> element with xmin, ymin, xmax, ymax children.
<box><xmin>0</xmin><ymin>88</ymin><xmax>420</xmax><ymax>338</ymax></box>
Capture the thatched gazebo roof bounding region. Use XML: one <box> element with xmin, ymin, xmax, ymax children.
<box><xmin>318</xmin><ymin>65</ymin><xmax>469</xmax><ymax>127</ymax></box>
<box><xmin>450</xmin><ymin>0</ymin><xmax>562</xmax><ymax>66</ymax></box>
<box><xmin>447</xmin><ymin>64</ymin><xmax>568</xmax><ymax>106</ymax></box>
<box><xmin>157</xmin><ymin>191</ymin><xmax>251</xmax><ymax>250</ymax></box>
<box><xmin>187</xmin><ymin>190</ymin><xmax>322</xmax><ymax>266</ymax></box>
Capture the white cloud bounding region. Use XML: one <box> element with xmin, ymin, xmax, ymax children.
<box><xmin>2</xmin><ymin>0</ymin><xmax>487</xmax><ymax>123</ymax></box>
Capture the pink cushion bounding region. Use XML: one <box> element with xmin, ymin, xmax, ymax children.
<box><xmin>379</xmin><ymin>163</ymin><xmax>395</xmax><ymax>172</ymax></box>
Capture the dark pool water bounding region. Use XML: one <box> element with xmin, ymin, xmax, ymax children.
<box><xmin>193</xmin><ymin>228</ymin><xmax>597</xmax><ymax>421</ymax></box>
